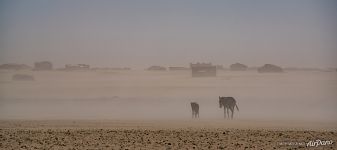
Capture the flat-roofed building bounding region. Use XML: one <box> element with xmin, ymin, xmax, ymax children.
<box><xmin>190</xmin><ymin>63</ymin><xmax>216</xmax><ymax>77</ymax></box>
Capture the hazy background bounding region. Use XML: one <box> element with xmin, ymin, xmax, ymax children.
<box><xmin>0</xmin><ymin>70</ymin><xmax>336</xmax><ymax>122</ymax></box>
<box><xmin>0</xmin><ymin>1</ymin><xmax>336</xmax><ymax>123</ymax></box>
<box><xmin>0</xmin><ymin>0</ymin><xmax>337</xmax><ymax>69</ymax></box>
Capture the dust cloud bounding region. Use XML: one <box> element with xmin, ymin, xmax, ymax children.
<box><xmin>0</xmin><ymin>69</ymin><xmax>336</xmax><ymax>122</ymax></box>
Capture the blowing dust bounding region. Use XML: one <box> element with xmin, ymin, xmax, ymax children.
<box><xmin>0</xmin><ymin>70</ymin><xmax>336</xmax><ymax>123</ymax></box>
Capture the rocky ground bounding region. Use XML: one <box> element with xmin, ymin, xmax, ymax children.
<box><xmin>0</xmin><ymin>120</ymin><xmax>336</xmax><ymax>149</ymax></box>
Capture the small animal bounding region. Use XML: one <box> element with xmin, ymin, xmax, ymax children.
<box><xmin>190</xmin><ymin>102</ymin><xmax>199</xmax><ymax>118</ymax></box>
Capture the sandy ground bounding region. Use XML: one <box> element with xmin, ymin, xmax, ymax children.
<box><xmin>0</xmin><ymin>120</ymin><xmax>337</xmax><ymax>149</ymax></box>
<box><xmin>0</xmin><ymin>120</ymin><xmax>336</xmax><ymax>149</ymax></box>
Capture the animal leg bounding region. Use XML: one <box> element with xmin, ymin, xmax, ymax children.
<box><xmin>223</xmin><ymin>108</ymin><xmax>226</xmax><ymax>119</ymax></box>
<box><xmin>227</xmin><ymin>108</ymin><xmax>230</xmax><ymax>119</ymax></box>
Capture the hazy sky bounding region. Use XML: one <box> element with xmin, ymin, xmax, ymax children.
<box><xmin>1</xmin><ymin>0</ymin><xmax>336</xmax><ymax>68</ymax></box>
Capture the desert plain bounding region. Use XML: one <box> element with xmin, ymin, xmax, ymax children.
<box><xmin>0</xmin><ymin>69</ymin><xmax>336</xmax><ymax>149</ymax></box>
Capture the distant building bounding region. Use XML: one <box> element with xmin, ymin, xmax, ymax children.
<box><xmin>230</xmin><ymin>63</ymin><xmax>248</xmax><ymax>71</ymax></box>
<box><xmin>216</xmin><ymin>65</ymin><xmax>225</xmax><ymax>70</ymax></box>
<box><xmin>91</xmin><ymin>67</ymin><xmax>131</xmax><ymax>71</ymax></box>
<box><xmin>0</xmin><ymin>63</ymin><xmax>31</xmax><ymax>70</ymax></box>
<box><xmin>168</xmin><ymin>67</ymin><xmax>190</xmax><ymax>71</ymax></box>
<box><xmin>190</xmin><ymin>63</ymin><xmax>216</xmax><ymax>77</ymax></box>
<box><xmin>258</xmin><ymin>64</ymin><xmax>283</xmax><ymax>73</ymax></box>
<box><xmin>107</xmin><ymin>67</ymin><xmax>130</xmax><ymax>71</ymax></box>
<box><xmin>147</xmin><ymin>66</ymin><xmax>166</xmax><ymax>71</ymax></box>
<box><xmin>34</xmin><ymin>61</ymin><xmax>53</xmax><ymax>70</ymax></box>
<box><xmin>65</xmin><ymin>64</ymin><xmax>90</xmax><ymax>70</ymax></box>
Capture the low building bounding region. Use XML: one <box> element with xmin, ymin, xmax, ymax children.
<box><xmin>258</xmin><ymin>64</ymin><xmax>283</xmax><ymax>73</ymax></box>
<box><xmin>65</xmin><ymin>64</ymin><xmax>90</xmax><ymax>70</ymax></box>
<box><xmin>190</xmin><ymin>63</ymin><xmax>216</xmax><ymax>77</ymax></box>
<box><xmin>91</xmin><ymin>67</ymin><xmax>131</xmax><ymax>71</ymax></box>
<box><xmin>0</xmin><ymin>63</ymin><xmax>31</xmax><ymax>70</ymax></box>
<box><xmin>168</xmin><ymin>67</ymin><xmax>190</xmax><ymax>71</ymax></box>
<box><xmin>147</xmin><ymin>66</ymin><xmax>166</xmax><ymax>71</ymax></box>
<box><xmin>34</xmin><ymin>61</ymin><xmax>53</xmax><ymax>70</ymax></box>
<box><xmin>230</xmin><ymin>63</ymin><xmax>248</xmax><ymax>71</ymax></box>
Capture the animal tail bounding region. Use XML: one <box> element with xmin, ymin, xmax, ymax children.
<box><xmin>235</xmin><ymin>104</ymin><xmax>239</xmax><ymax>111</ymax></box>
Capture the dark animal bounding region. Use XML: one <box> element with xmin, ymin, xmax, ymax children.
<box><xmin>190</xmin><ymin>102</ymin><xmax>199</xmax><ymax>118</ymax></box>
<box><xmin>219</xmin><ymin>96</ymin><xmax>239</xmax><ymax>119</ymax></box>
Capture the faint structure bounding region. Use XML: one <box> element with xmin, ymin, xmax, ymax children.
<box><xmin>216</xmin><ymin>65</ymin><xmax>225</xmax><ymax>70</ymax></box>
<box><xmin>147</xmin><ymin>66</ymin><xmax>166</xmax><ymax>71</ymax></box>
<box><xmin>12</xmin><ymin>74</ymin><xmax>35</xmax><ymax>81</ymax></box>
<box><xmin>190</xmin><ymin>63</ymin><xmax>216</xmax><ymax>77</ymax></box>
<box><xmin>168</xmin><ymin>67</ymin><xmax>190</xmax><ymax>71</ymax></box>
<box><xmin>190</xmin><ymin>102</ymin><xmax>199</xmax><ymax>118</ymax></box>
<box><xmin>0</xmin><ymin>63</ymin><xmax>31</xmax><ymax>70</ymax></box>
<box><xmin>219</xmin><ymin>96</ymin><xmax>239</xmax><ymax>119</ymax></box>
<box><xmin>91</xmin><ymin>67</ymin><xmax>131</xmax><ymax>71</ymax></box>
<box><xmin>257</xmin><ymin>64</ymin><xmax>283</xmax><ymax>73</ymax></box>
<box><xmin>65</xmin><ymin>64</ymin><xmax>90</xmax><ymax>70</ymax></box>
<box><xmin>230</xmin><ymin>63</ymin><xmax>248</xmax><ymax>71</ymax></box>
<box><xmin>34</xmin><ymin>61</ymin><xmax>53</xmax><ymax>71</ymax></box>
